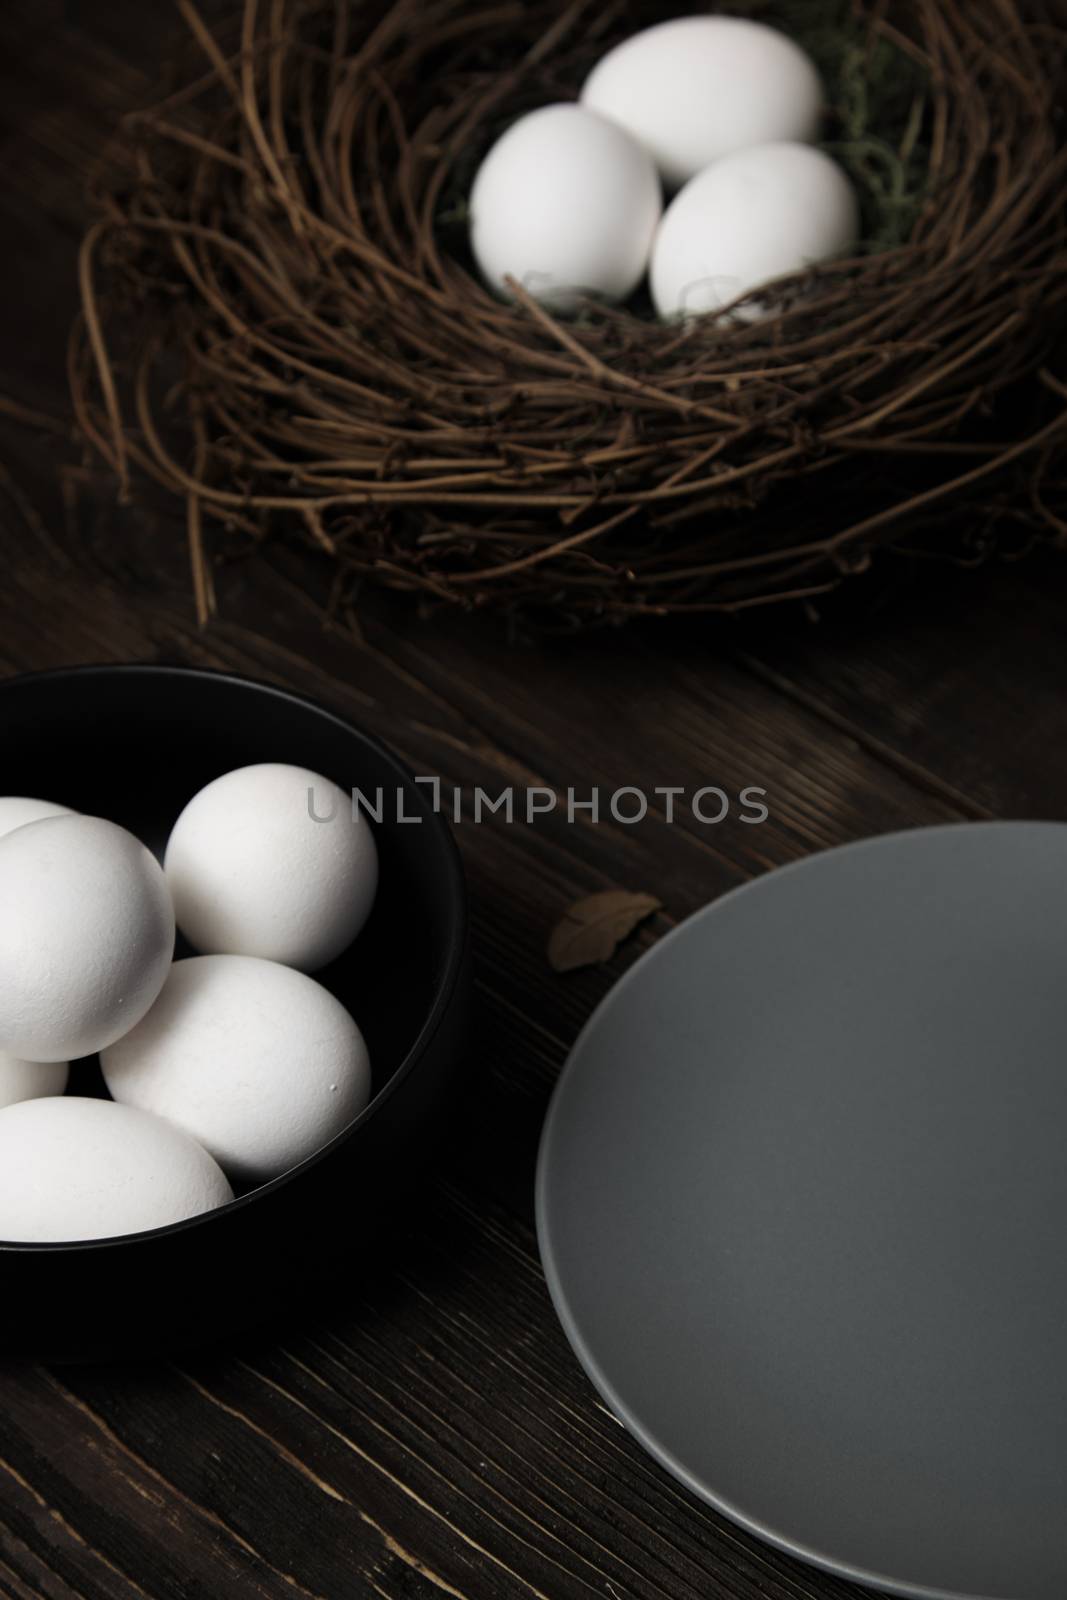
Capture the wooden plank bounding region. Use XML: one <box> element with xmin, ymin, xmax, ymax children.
<box><xmin>0</xmin><ymin>513</ymin><xmax>973</xmax><ymax>1600</ymax></box>
<box><xmin>19</xmin><ymin>1181</ymin><xmax>863</xmax><ymax>1600</ymax></box>
<box><xmin>731</xmin><ymin>553</ymin><xmax>1067</xmax><ymax>818</ymax></box>
<box><xmin>0</xmin><ymin>4</ymin><xmax>1060</xmax><ymax>1600</ymax></box>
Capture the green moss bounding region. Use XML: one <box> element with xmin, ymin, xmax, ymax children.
<box><xmin>733</xmin><ymin>0</ymin><xmax>931</xmax><ymax>248</ymax></box>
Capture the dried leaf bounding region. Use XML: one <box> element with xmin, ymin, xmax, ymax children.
<box><xmin>547</xmin><ymin>890</ymin><xmax>662</xmax><ymax>974</ymax></box>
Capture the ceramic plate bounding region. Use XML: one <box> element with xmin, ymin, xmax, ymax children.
<box><xmin>537</xmin><ymin>825</ymin><xmax>1067</xmax><ymax>1600</ymax></box>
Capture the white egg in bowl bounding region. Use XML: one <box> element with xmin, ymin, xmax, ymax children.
<box><xmin>0</xmin><ymin>665</ymin><xmax>469</xmax><ymax>1362</ymax></box>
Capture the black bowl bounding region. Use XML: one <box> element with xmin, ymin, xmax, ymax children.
<box><xmin>0</xmin><ymin>665</ymin><xmax>469</xmax><ymax>1361</ymax></box>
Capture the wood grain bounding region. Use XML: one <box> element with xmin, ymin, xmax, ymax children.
<box><xmin>1</xmin><ymin>6</ymin><xmax>1064</xmax><ymax>1600</ymax></box>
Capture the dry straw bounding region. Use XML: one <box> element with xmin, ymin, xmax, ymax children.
<box><xmin>72</xmin><ymin>0</ymin><xmax>1067</xmax><ymax>624</ymax></box>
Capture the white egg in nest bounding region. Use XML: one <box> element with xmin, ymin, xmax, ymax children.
<box><xmin>0</xmin><ymin>815</ymin><xmax>175</xmax><ymax>1063</ymax></box>
<box><xmin>165</xmin><ymin>763</ymin><xmax>378</xmax><ymax>973</ymax></box>
<box><xmin>0</xmin><ymin>796</ymin><xmax>75</xmax><ymax>840</ymax></box>
<box><xmin>0</xmin><ymin>1052</ymin><xmax>68</xmax><ymax>1112</ymax></box>
<box><xmin>468</xmin><ymin>103</ymin><xmax>662</xmax><ymax>311</ymax></box>
<box><xmin>102</xmin><ymin>955</ymin><xmax>372</xmax><ymax>1187</ymax></box>
<box><xmin>650</xmin><ymin>143</ymin><xmax>859</xmax><ymax>321</ymax></box>
<box><xmin>581</xmin><ymin>16</ymin><xmax>823</xmax><ymax>190</ymax></box>
<box><xmin>0</xmin><ymin>1097</ymin><xmax>233</xmax><ymax>1243</ymax></box>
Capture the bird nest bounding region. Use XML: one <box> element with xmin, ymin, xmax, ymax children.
<box><xmin>72</xmin><ymin>0</ymin><xmax>1067</xmax><ymax>625</ymax></box>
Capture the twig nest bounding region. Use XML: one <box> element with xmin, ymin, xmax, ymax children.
<box><xmin>71</xmin><ymin>0</ymin><xmax>1067</xmax><ymax>624</ymax></box>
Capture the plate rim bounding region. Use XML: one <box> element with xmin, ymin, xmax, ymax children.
<box><xmin>536</xmin><ymin>821</ymin><xmax>1066</xmax><ymax>1600</ymax></box>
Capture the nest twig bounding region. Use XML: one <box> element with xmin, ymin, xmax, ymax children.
<box><xmin>71</xmin><ymin>0</ymin><xmax>1067</xmax><ymax>625</ymax></box>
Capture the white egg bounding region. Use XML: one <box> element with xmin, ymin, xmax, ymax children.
<box><xmin>165</xmin><ymin>763</ymin><xmax>378</xmax><ymax>973</ymax></box>
<box><xmin>101</xmin><ymin>955</ymin><xmax>372</xmax><ymax>1187</ymax></box>
<box><xmin>469</xmin><ymin>103</ymin><xmax>662</xmax><ymax>311</ymax></box>
<box><xmin>650</xmin><ymin>142</ymin><xmax>859</xmax><ymax>320</ymax></box>
<box><xmin>0</xmin><ymin>816</ymin><xmax>176</xmax><ymax>1063</ymax></box>
<box><xmin>0</xmin><ymin>1097</ymin><xmax>233</xmax><ymax>1243</ymax></box>
<box><xmin>581</xmin><ymin>16</ymin><xmax>823</xmax><ymax>189</ymax></box>
<box><xmin>0</xmin><ymin>796</ymin><xmax>76</xmax><ymax>840</ymax></box>
<box><xmin>0</xmin><ymin>1052</ymin><xmax>68</xmax><ymax>1111</ymax></box>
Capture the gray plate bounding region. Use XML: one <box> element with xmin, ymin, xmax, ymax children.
<box><xmin>537</xmin><ymin>825</ymin><xmax>1067</xmax><ymax>1600</ymax></box>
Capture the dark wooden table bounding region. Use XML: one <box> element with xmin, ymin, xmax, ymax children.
<box><xmin>1</xmin><ymin>6</ymin><xmax>1063</xmax><ymax>1599</ymax></box>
